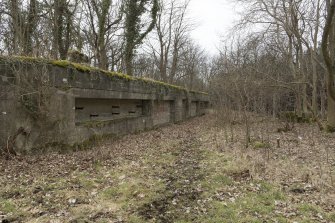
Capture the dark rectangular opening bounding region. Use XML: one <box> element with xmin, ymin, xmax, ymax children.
<box><xmin>75</xmin><ymin>98</ymin><xmax>148</xmax><ymax>124</ymax></box>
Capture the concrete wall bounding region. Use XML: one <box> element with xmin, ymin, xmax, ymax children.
<box><xmin>0</xmin><ymin>57</ymin><xmax>209</xmax><ymax>152</ymax></box>
<box><xmin>75</xmin><ymin>98</ymin><xmax>145</xmax><ymax>122</ymax></box>
<box><xmin>152</xmin><ymin>100</ymin><xmax>172</xmax><ymax>126</ymax></box>
<box><xmin>190</xmin><ymin>102</ymin><xmax>198</xmax><ymax>117</ymax></box>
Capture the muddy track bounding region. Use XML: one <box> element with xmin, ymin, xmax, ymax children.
<box><xmin>138</xmin><ymin>135</ymin><xmax>205</xmax><ymax>223</ymax></box>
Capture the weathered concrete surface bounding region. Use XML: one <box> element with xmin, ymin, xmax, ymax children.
<box><xmin>0</xmin><ymin>57</ymin><xmax>209</xmax><ymax>152</ymax></box>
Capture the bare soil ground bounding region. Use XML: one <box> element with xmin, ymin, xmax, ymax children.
<box><xmin>1</xmin><ymin>114</ymin><xmax>335</xmax><ymax>222</ymax></box>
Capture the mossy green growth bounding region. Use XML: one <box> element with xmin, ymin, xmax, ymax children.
<box><xmin>140</xmin><ymin>77</ymin><xmax>184</xmax><ymax>90</ymax></box>
<box><xmin>279</xmin><ymin>111</ymin><xmax>314</xmax><ymax>124</ymax></box>
<box><xmin>2</xmin><ymin>55</ymin><xmax>49</xmax><ymax>64</ymax></box>
<box><xmin>1</xmin><ymin>55</ymin><xmax>209</xmax><ymax>95</ymax></box>
<box><xmin>326</xmin><ymin>125</ymin><xmax>335</xmax><ymax>133</ymax></box>
<box><xmin>51</xmin><ymin>60</ymin><xmax>92</xmax><ymax>73</ymax></box>
<box><xmin>50</xmin><ymin>59</ymin><xmax>71</xmax><ymax>68</ymax></box>
<box><xmin>252</xmin><ymin>141</ymin><xmax>271</xmax><ymax>149</ymax></box>
<box><xmin>101</xmin><ymin>70</ymin><xmax>136</xmax><ymax>81</ymax></box>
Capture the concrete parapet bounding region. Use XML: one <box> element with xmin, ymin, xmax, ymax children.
<box><xmin>0</xmin><ymin>57</ymin><xmax>209</xmax><ymax>152</ymax></box>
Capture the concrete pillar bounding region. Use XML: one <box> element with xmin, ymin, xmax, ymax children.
<box><xmin>169</xmin><ymin>100</ymin><xmax>176</xmax><ymax>123</ymax></box>
<box><xmin>143</xmin><ymin>100</ymin><xmax>154</xmax><ymax>129</ymax></box>
<box><xmin>186</xmin><ymin>99</ymin><xmax>191</xmax><ymax>119</ymax></box>
<box><xmin>143</xmin><ymin>100</ymin><xmax>154</xmax><ymax>116</ymax></box>
<box><xmin>196</xmin><ymin>101</ymin><xmax>200</xmax><ymax>116</ymax></box>
<box><xmin>174</xmin><ymin>97</ymin><xmax>183</xmax><ymax>123</ymax></box>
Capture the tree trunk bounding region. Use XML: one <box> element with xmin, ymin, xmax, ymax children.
<box><xmin>311</xmin><ymin>51</ymin><xmax>318</xmax><ymax>115</ymax></box>
<box><xmin>302</xmin><ymin>84</ymin><xmax>308</xmax><ymax>114</ymax></box>
<box><xmin>322</xmin><ymin>0</ymin><xmax>335</xmax><ymax>130</ymax></box>
<box><xmin>321</xmin><ymin>80</ymin><xmax>326</xmax><ymax>118</ymax></box>
<box><xmin>327</xmin><ymin>92</ymin><xmax>335</xmax><ymax>130</ymax></box>
<box><xmin>272</xmin><ymin>93</ymin><xmax>277</xmax><ymax>118</ymax></box>
<box><xmin>23</xmin><ymin>0</ymin><xmax>37</xmax><ymax>55</ymax></box>
<box><xmin>125</xmin><ymin>48</ymin><xmax>134</xmax><ymax>76</ymax></box>
<box><xmin>169</xmin><ymin>43</ymin><xmax>178</xmax><ymax>83</ymax></box>
<box><xmin>10</xmin><ymin>0</ymin><xmax>21</xmax><ymax>55</ymax></box>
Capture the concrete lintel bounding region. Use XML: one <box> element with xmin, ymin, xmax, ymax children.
<box><xmin>71</xmin><ymin>88</ymin><xmax>181</xmax><ymax>101</ymax></box>
<box><xmin>71</xmin><ymin>88</ymin><xmax>154</xmax><ymax>100</ymax></box>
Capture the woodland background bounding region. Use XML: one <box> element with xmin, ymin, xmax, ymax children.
<box><xmin>1</xmin><ymin>0</ymin><xmax>335</xmax><ymax>129</ymax></box>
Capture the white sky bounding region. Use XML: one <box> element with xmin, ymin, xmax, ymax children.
<box><xmin>189</xmin><ymin>0</ymin><xmax>239</xmax><ymax>55</ymax></box>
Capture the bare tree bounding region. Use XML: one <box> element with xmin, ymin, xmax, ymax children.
<box><xmin>52</xmin><ymin>0</ymin><xmax>78</xmax><ymax>59</ymax></box>
<box><xmin>82</xmin><ymin>0</ymin><xmax>123</xmax><ymax>69</ymax></box>
<box><xmin>147</xmin><ymin>0</ymin><xmax>191</xmax><ymax>83</ymax></box>
<box><xmin>321</xmin><ymin>0</ymin><xmax>335</xmax><ymax>131</ymax></box>
<box><xmin>5</xmin><ymin>0</ymin><xmax>39</xmax><ymax>55</ymax></box>
<box><xmin>123</xmin><ymin>0</ymin><xmax>159</xmax><ymax>76</ymax></box>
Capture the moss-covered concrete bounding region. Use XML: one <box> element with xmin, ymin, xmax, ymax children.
<box><xmin>0</xmin><ymin>56</ymin><xmax>208</xmax><ymax>95</ymax></box>
<box><xmin>0</xmin><ymin>56</ymin><xmax>209</xmax><ymax>153</ymax></box>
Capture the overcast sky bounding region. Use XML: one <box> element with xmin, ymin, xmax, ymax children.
<box><xmin>189</xmin><ymin>0</ymin><xmax>239</xmax><ymax>55</ymax></box>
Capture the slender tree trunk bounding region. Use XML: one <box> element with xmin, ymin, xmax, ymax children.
<box><xmin>328</xmin><ymin>92</ymin><xmax>335</xmax><ymax>129</ymax></box>
<box><xmin>125</xmin><ymin>47</ymin><xmax>134</xmax><ymax>76</ymax></box>
<box><xmin>272</xmin><ymin>93</ymin><xmax>277</xmax><ymax>118</ymax></box>
<box><xmin>312</xmin><ymin>0</ymin><xmax>321</xmax><ymax>116</ymax></box>
<box><xmin>10</xmin><ymin>0</ymin><xmax>21</xmax><ymax>54</ymax></box>
<box><xmin>321</xmin><ymin>80</ymin><xmax>326</xmax><ymax>118</ymax></box>
<box><xmin>23</xmin><ymin>0</ymin><xmax>37</xmax><ymax>55</ymax></box>
<box><xmin>302</xmin><ymin>84</ymin><xmax>308</xmax><ymax>114</ymax></box>
<box><xmin>311</xmin><ymin>51</ymin><xmax>318</xmax><ymax>115</ymax></box>
<box><xmin>169</xmin><ymin>44</ymin><xmax>178</xmax><ymax>83</ymax></box>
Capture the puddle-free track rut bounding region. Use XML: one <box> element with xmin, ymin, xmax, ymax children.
<box><xmin>138</xmin><ymin>135</ymin><xmax>205</xmax><ymax>223</ymax></box>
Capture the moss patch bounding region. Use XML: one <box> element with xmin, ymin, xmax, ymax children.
<box><xmin>0</xmin><ymin>55</ymin><xmax>208</xmax><ymax>95</ymax></box>
<box><xmin>326</xmin><ymin>125</ymin><xmax>335</xmax><ymax>133</ymax></box>
<box><xmin>252</xmin><ymin>140</ymin><xmax>271</xmax><ymax>149</ymax></box>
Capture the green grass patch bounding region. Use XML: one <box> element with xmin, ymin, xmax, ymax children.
<box><xmin>0</xmin><ymin>199</ymin><xmax>16</xmax><ymax>213</ymax></box>
<box><xmin>198</xmin><ymin>148</ymin><xmax>288</xmax><ymax>222</ymax></box>
<box><xmin>298</xmin><ymin>203</ymin><xmax>321</xmax><ymax>215</ymax></box>
<box><xmin>329</xmin><ymin>212</ymin><xmax>335</xmax><ymax>222</ymax></box>
<box><xmin>200</xmin><ymin>184</ymin><xmax>286</xmax><ymax>222</ymax></box>
<box><xmin>127</xmin><ymin>214</ymin><xmax>148</xmax><ymax>223</ymax></box>
<box><xmin>252</xmin><ymin>141</ymin><xmax>271</xmax><ymax>149</ymax></box>
<box><xmin>99</xmin><ymin>158</ymin><xmax>166</xmax><ymax>211</ymax></box>
<box><xmin>101</xmin><ymin>187</ymin><xmax>120</xmax><ymax>199</ymax></box>
<box><xmin>212</xmin><ymin>174</ymin><xmax>234</xmax><ymax>186</ymax></box>
<box><xmin>293</xmin><ymin>203</ymin><xmax>335</xmax><ymax>222</ymax></box>
<box><xmin>78</xmin><ymin>176</ymin><xmax>97</xmax><ymax>189</ymax></box>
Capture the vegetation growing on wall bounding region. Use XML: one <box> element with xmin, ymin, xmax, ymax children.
<box><xmin>0</xmin><ymin>56</ymin><xmax>208</xmax><ymax>95</ymax></box>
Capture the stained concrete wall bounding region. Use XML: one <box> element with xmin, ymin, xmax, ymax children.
<box><xmin>152</xmin><ymin>101</ymin><xmax>172</xmax><ymax>126</ymax></box>
<box><xmin>190</xmin><ymin>102</ymin><xmax>198</xmax><ymax>117</ymax></box>
<box><xmin>0</xmin><ymin>57</ymin><xmax>209</xmax><ymax>152</ymax></box>
<box><xmin>75</xmin><ymin>98</ymin><xmax>145</xmax><ymax>122</ymax></box>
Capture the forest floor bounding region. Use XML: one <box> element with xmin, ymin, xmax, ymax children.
<box><xmin>1</xmin><ymin>113</ymin><xmax>335</xmax><ymax>223</ymax></box>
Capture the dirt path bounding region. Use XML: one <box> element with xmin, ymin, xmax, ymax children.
<box><xmin>1</xmin><ymin>114</ymin><xmax>335</xmax><ymax>222</ymax></box>
<box><xmin>138</xmin><ymin>134</ymin><xmax>205</xmax><ymax>222</ymax></box>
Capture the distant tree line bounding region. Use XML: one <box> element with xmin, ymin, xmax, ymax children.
<box><xmin>209</xmin><ymin>0</ymin><xmax>335</xmax><ymax>131</ymax></box>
